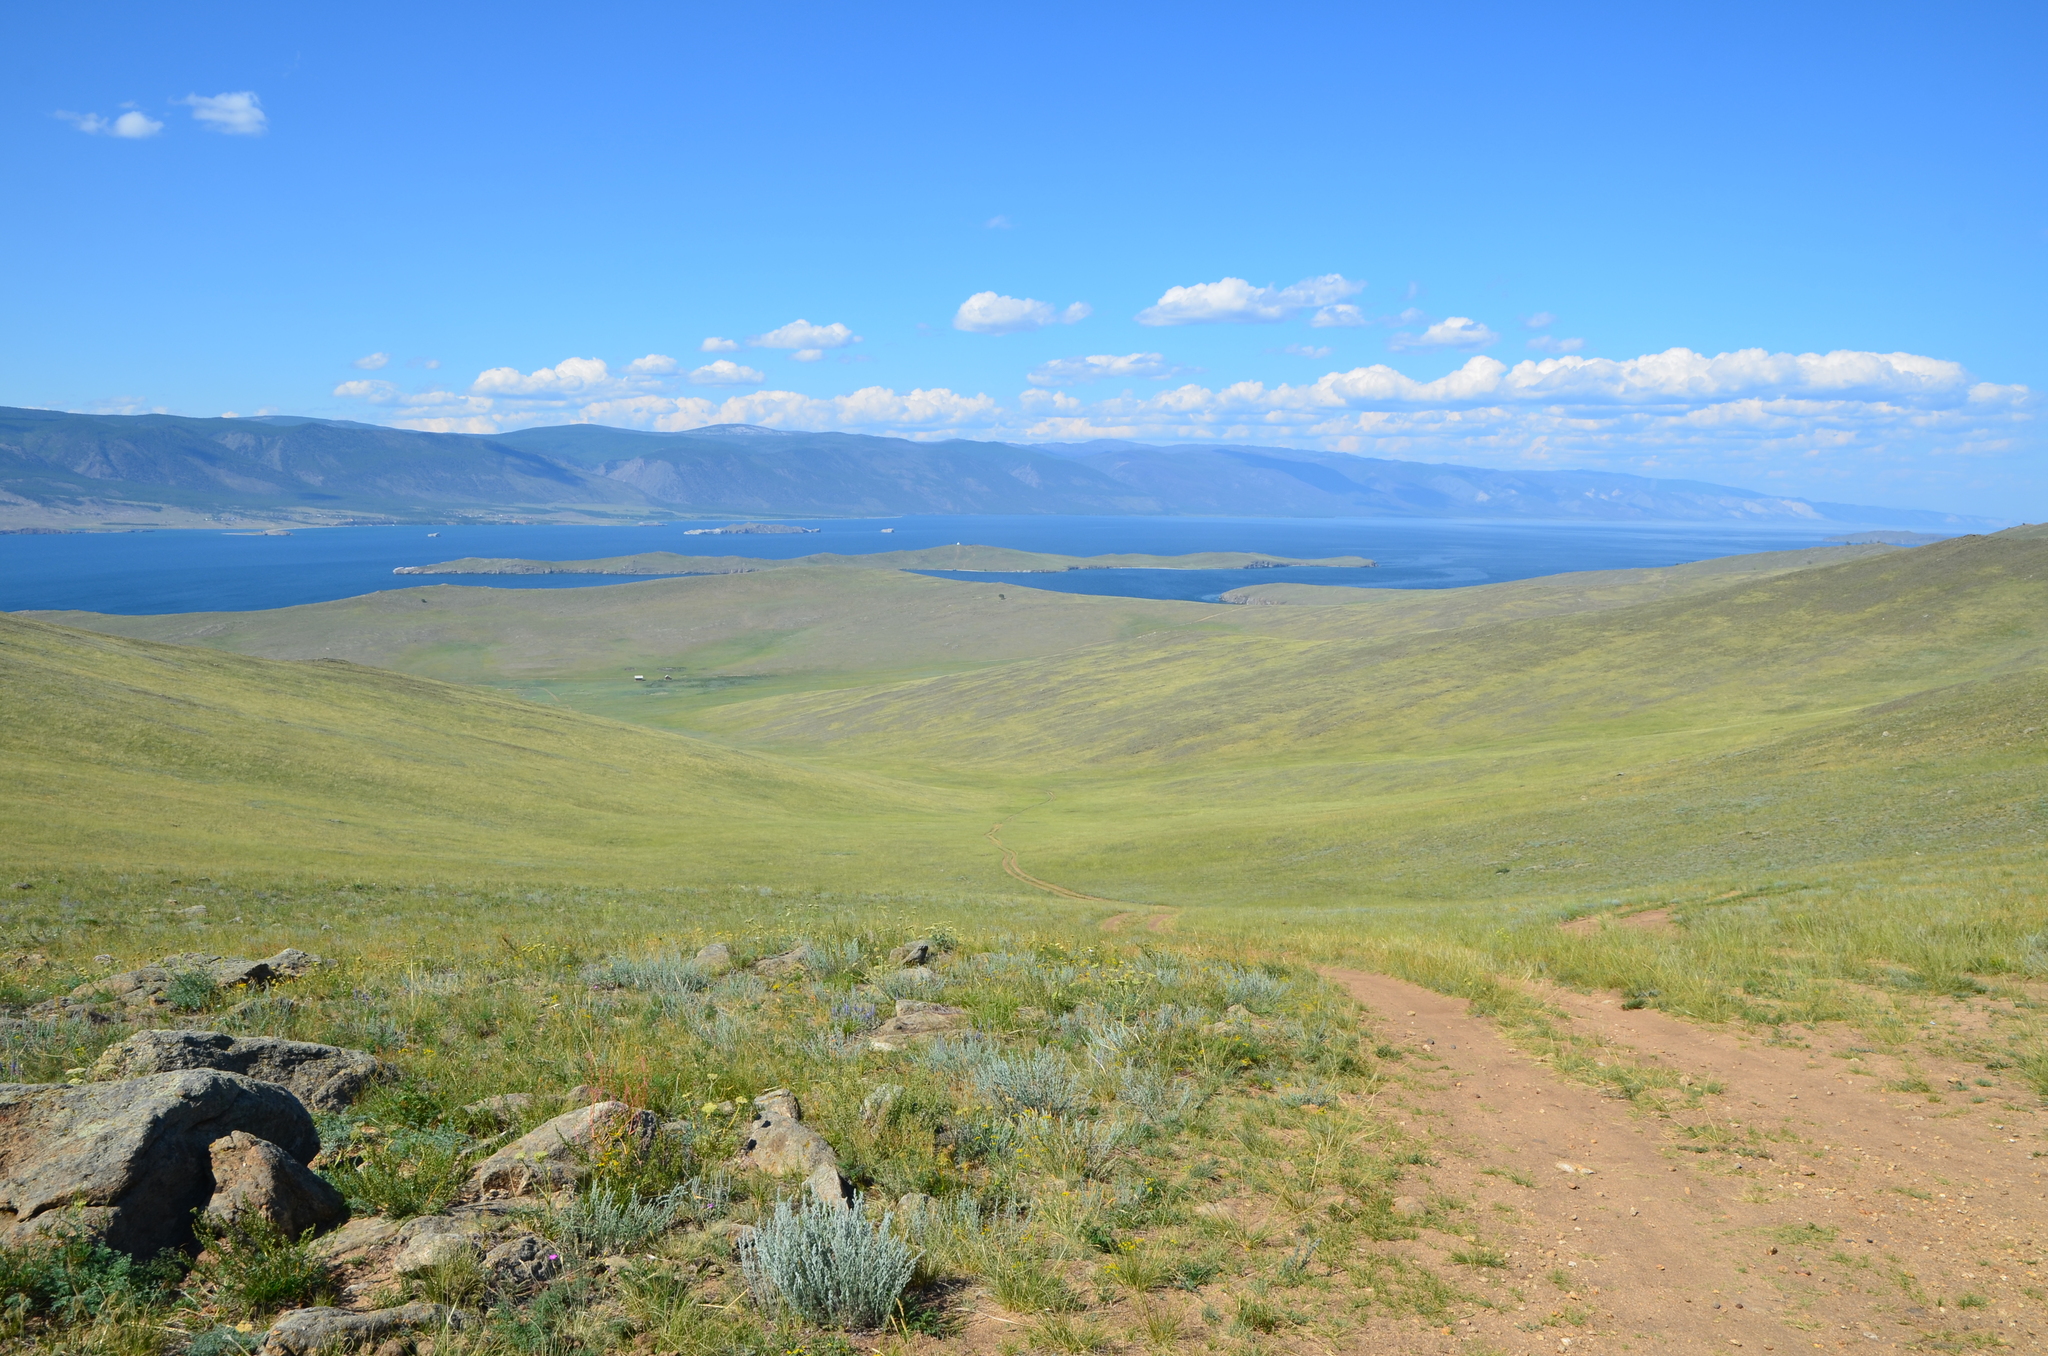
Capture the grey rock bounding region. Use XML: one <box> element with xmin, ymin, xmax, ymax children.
<box><xmin>68</xmin><ymin>950</ymin><xmax>326</xmax><ymax>1010</ymax></box>
<box><xmin>692</xmin><ymin>943</ymin><xmax>733</xmax><ymax>975</ymax></box>
<box><xmin>740</xmin><ymin>1111</ymin><xmax>837</xmax><ymax>1176</ymax></box>
<box><xmin>460</xmin><ymin>1092</ymin><xmax>538</xmax><ymax>1126</ymax></box>
<box><xmin>868</xmin><ymin>999</ymin><xmax>969</xmax><ymax>1051</ymax></box>
<box><xmin>1389</xmin><ymin>1194</ymin><xmax>1426</xmax><ymax>1219</ymax></box>
<box><xmin>0</xmin><ymin>1069</ymin><xmax>318</xmax><ymax>1257</ymax></box>
<box><xmin>206</xmin><ymin>1130</ymin><xmax>349</xmax><ymax>1240</ymax></box>
<box><xmin>260</xmin><ymin>1303</ymin><xmax>465</xmax><ymax>1356</ymax></box>
<box><xmin>896</xmin><ymin>1191</ymin><xmax>934</xmax><ymax>1218</ymax></box>
<box><xmin>483</xmin><ymin>1233</ymin><xmax>562</xmax><ymax>1292</ymax></box>
<box><xmin>752</xmin><ymin>1088</ymin><xmax>802</xmax><ymax>1121</ymax></box>
<box><xmin>90</xmin><ymin>1029</ymin><xmax>389</xmax><ymax>1111</ymax></box>
<box><xmin>886</xmin><ymin>939</ymin><xmax>936</xmax><ymax>968</ymax></box>
<box><xmin>391</xmin><ymin>1217</ymin><xmax>477</xmax><ymax>1276</ymax></box>
<box><xmin>467</xmin><ymin>1101</ymin><xmax>657</xmax><ymax>1193</ymax></box>
<box><xmin>858</xmin><ymin>1084</ymin><xmax>902</xmax><ymax>1129</ymax></box>
<box><xmin>753</xmin><ymin>947</ymin><xmax>806</xmax><ymax>977</ymax></box>
<box><xmin>307</xmin><ymin>1214</ymin><xmax>401</xmax><ymax>1265</ymax></box>
<box><xmin>805</xmin><ymin>1161</ymin><xmax>853</xmax><ymax>1210</ymax></box>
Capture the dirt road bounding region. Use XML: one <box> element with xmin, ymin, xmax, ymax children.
<box><xmin>1323</xmin><ymin>968</ymin><xmax>2045</xmax><ymax>1353</ymax></box>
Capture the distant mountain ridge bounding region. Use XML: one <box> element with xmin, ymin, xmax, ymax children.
<box><xmin>0</xmin><ymin>406</ymin><xmax>1991</xmax><ymax>529</ymax></box>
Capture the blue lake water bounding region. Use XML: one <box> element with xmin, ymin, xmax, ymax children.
<box><xmin>0</xmin><ymin>516</ymin><xmax>1869</xmax><ymax>615</ymax></box>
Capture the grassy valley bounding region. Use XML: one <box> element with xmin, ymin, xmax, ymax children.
<box><xmin>3</xmin><ymin>528</ymin><xmax>2045</xmax><ymax>1355</ymax></box>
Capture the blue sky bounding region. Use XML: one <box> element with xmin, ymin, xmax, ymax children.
<box><xmin>4</xmin><ymin>1</ymin><xmax>2042</xmax><ymax>517</ymax></box>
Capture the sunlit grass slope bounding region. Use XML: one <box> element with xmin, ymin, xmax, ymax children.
<box><xmin>0</xmin><ymin>612</ymin><xmax>986</xmax><ymax>883</ymax></box>
<box><xmin>34</xmin><ymin>568</ymin><xmax>1237</xmax><ymax>729</ymax></box>
<box><xmin>692</xmin><ymin>528</ymin><xmax>2048</xmax><ymax>905</ymax></box>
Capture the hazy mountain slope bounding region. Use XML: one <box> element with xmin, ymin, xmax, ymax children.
<box><xmin>0</xmin><ymin>407</ymin><xmax>645</xmax><ymax>525</ymax></box>
<box><xmin>1</xmin><ymin>408</ymin><xmax>1990</xmax><ymax>527</ymax></box>
<box><xmin>1058</xmin><ymin>443</ymin><xmax>1988</xmax><ymax>527</ymax></box>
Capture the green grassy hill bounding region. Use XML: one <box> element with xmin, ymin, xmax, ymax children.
<box><xmin>0</xmin><ymin>612</ymin><xmax>978</xmax><ymax>883</ymax></box>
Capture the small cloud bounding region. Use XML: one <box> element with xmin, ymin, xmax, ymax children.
<box><xmin>1027</xmin><ymin>352</ymin><xmax>1183</xmax><ymax>387</ymax></box>
<box><xmin>1310</xmin><ymin>303</ymin><xmax>1367</xmax><ymax>328</ymax></box>
<box><xmin>1284</xmin><ymin>344</ymin><xmax>1333</xmax><ymax>359</ymax></box>
<box><xmin>407</xmin><ymin>357</ymin><xmax>441</xmax><ymax>370</ymax></box>
<box><xmin>56</xmin><ymin>108</ymin><xmax>165</xmax><ymax>138</ymax></box>
<box><xmin>954</xmin><ymin>292</ymin><xmax>1090</xmax><ymax>334</ymax></box>
<box><xmin>352</xmin><ymin>352</ymin><xmax>390</xmax><ymax>370</ymax></box>
<box><xmin>791</xmin><ymin>349</ymin><xmax>825</xmax><ymax>362</ymax></box>
<box><xmin>700</xmin><ymin>336</ymin><xmax>739</xmax><ymax>352</ymax></box>
<box><xmin>1527</xmin><ymin>334</ymin><xmax>1586</xmax><ymax>354</ymax></box>
<box><xmin>1389</xmin><ymin>316</ymin><xmax>1499</xmax><ymax>352</ymax></box>
<box><xmin>1404</xmin><ymin>281</ymin><xmax>1422</xmax><ymax>301</ymax></box>
<box><xmin>1525</xmin><ymin>311</ymin><xmax>1556</xmax><ymax>329</ymax></box>
<box><xmin>179</xmin><ymin>91</ymin><xmax>266</xmax><ymax>135</ymax></box>
<box><xmin>749</xmin><ymin>319</ymin><xmax>860</xmax><ymax>350</ymax></box>
<box><xmin>624</xmin><ymin>354</ymin><xmax>678</xmax><ymax>375</ymax></box>
<box><xmin>688</xmin><ymin>359</ymin><xmax>766</xmax><ymax>385</ymax></box>
<box><xmin>985</xmin><ymin>215</ymin><xmax>1013</xmax><ymax>229</ymax></box>
<box><xmin>1136</xmin><ymin>274</ymin><xmax>1363</xmax><ymax>326</ymax></box>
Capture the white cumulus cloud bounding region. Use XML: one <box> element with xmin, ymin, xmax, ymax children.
<box><xmin>179</xmin><ymin>91</ymin><xmax>266</xmax><ymax>135</ymax></box>
<box><xmin>1136</xmin><ymin>274</ymin><xmax>1364</xmax><ymax>326</ymax></box>
<box><xmin>954</xmin><ymin>293</ymin><xmax>1091</xmax><ymax>334</ymax></box>
<box><xmin>56</xmin><ymin>109</ymin><xmax>163</xmax><ymax>138</ymax></box>
<box><xmin>689</xmin><ymin>360</ymin><xmax>766</xmax><ymax>386</ymax></box>
<box><xmin>700</xmin><ymin>337</ymin><xmax>739</xmax><ymax>352</ymax></box>
<box><xmin>1027</xmin><ymin>353</ymin><xmax>1182</xmax><ymax>388</ymax></box>
<box><xmin>749</xmin><ymin>320</ymin><xmax>860</xmax><ymax>351</ymax></box>
<box><xmin>1389</xmin><ymin>317</ymin><xmax>1500</xmax><ymax>352</ymax></box>
<box><xmin>1525</xmin><ymin>311</ymin><xmax>1557</xmax><ymax>329</ymax></box>
<box><xmin>1310</xmin><ymin>304</ymin><xmax>1368</xmax><ymax>328</ymax></box>
<box><xmin>625</xmin><ymin>354</ymin><xmax>678</xmax><ymax>375</ymax></box>
<box><xmin>352</xmin><ymin>353</ymin><xmax>390</xmax><ymax>370</ymax></box>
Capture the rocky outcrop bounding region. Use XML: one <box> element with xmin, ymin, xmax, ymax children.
<box><xmin>206</xmin><ymin>1131</ymin><xmax>349</xmax><ymax>1240</ymax></box>
<box><xmin>466</xmin><ymin>1101</ymin><xmax>657</xmax><ymax>1194</ymax></box>
<box><xmin>484</xmin><ymin>1233</ymin><xmax>563</xmax><ymax>1293</ymax></box>
<box><xmin>0</xmin><ymin>1070</ymin><xmax>319</xmax><ymax>1257</ymax></box>
<box><xmin>739</xmin><ymin>1088</ymin><xmax>852</xmax><ymax>1207</ymax></box>
<box><xmin>260</xmin><ymin>1303</ymin><xmax>464</xmax><ymax>1356</ymax></box>
<box><xmin>868</xmin><ymin>999</ymin><xmax>970</xmax><ymax>1051</ymax></box>
<box><xmin>41</xmin><ymin>950</ymin><xmax>325</xmax><ymax>1014</ymax></box>
<box><xmin>90</xmin><ymin>1030</ymin><xmax>388</xmax><ymax>1111</ymax></box>
<box><xmin>753</xmin><ymin>947</ymin><xmax>806</xmax><ymax>977</ymax></box>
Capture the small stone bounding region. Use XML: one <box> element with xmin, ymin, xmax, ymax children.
<box><xmin>753</xmin><ymin>1088</ymin><xmax>802</xmax><ymax>1121</ymax></box>
<box><xmin>692</xmin><ymin>943</ymin><xmax>732</xmax><ymax>975</ymax></box>
<box><xmin>206</xmin><ymin>1131</ymin><xmax>350</xmax><ymax>1240</ymax></box>
<box><xmin>886</xmin><ymin>939</ymin><xmax>936</xmax><ymax>968</ymax></box>
<box><xmin>1390</xmin><ymin>1195</ymin><xmax>1426</xmax><ymax>1218</ymax></box>
<box><xmin>867</xmin><ymin>999</ymin><xmax>969</xmax><ymax>1051</ymax></box>
<box><xmin>260</xmin><ymin>1303</ymin><xmax>464</xmax><ymax>1356</ymax></box>
<box><xmin>467</xmin><ymin>1101</ymin><xmax>657</xmax><ymax>1193</ymax></box>
<box><xmin>373</xmin><ymin>1340</ymin><xmax>411</xmax><ymax>1356</ymax></box>
<box><xmin>753</xmin><ymin>947</ymin><xmax>806</xmax><ymax>976</ymax></box>
<box><xmin>483</xmin><ymin>1234</ymin><xmax>562</xmax><ymax>1293</ymax></box>
<box><xmin>859</xmin><ymin>1084</ymin><xmax>903</xmax><ymax>1129</ymax></box>
<box><xmin>896</xmin><ymin>1191</ymin><xmax>934</xmax><ymax>1218</ymax></box>
<box><xmin>461</xmin><ymin>1092</ymin><xmax>538</xmax><ymax>1125</ymax></box>
<box><xmin>92</xmin><ymin>954</ymin><xmax>114</xmax><ymax>967</ymax></box>
<box><xmin>806</xmin><ymin>1161</ymin><xmax>853</xmax><ymax>1210</ymax></box>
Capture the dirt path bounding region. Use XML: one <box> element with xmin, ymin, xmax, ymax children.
<box><xmin>1323</xmin><ymin>968</ymin><xmax>2046</xmax><ymax>1354</ymax></box>
<box><xmin>982</xmin><ymin>814</ymin><xmax>1129</xmax><ymax>905</ymax></box>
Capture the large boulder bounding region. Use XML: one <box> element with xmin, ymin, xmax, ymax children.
<box><xmin>206</xmin><ymin>1131</ymin><xmax>349</xmax><ymax>1240</ymax></box>
<box><xmin>467</xmin><ymin>1101</ymin><xmax>657</xmax><ymax>1194</ymax></box>
<box><xmin>0</xmin><ymin>1069</ymin><xmax>319</xmax><ymax>1257</ymax></box>
<box><xmin>91</xmin><ymin>1030</ymin><xmax>388</xmax><ymax>1111</ymax></box>
<box><xmin>260</xmin><ymin>1303</ymin><xmax>464</xmax><ymax>1356</ymax></box>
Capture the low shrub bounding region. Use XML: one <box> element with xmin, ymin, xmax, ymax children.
<box><xmin>739</xmin><ymin>1198</ymin><xmax>917</xmax><ymax>1329</ymax></box>
<box><xmin>189</xmin><ymin>1214</ymin><xmax>336</xmax><ymax>1319</ymax></box>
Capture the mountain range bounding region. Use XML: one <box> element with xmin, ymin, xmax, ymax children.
<box><xmin>0</xmin><ymin>405</ymin><xmax>1989</xmax><ymax>530</ymax></box>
